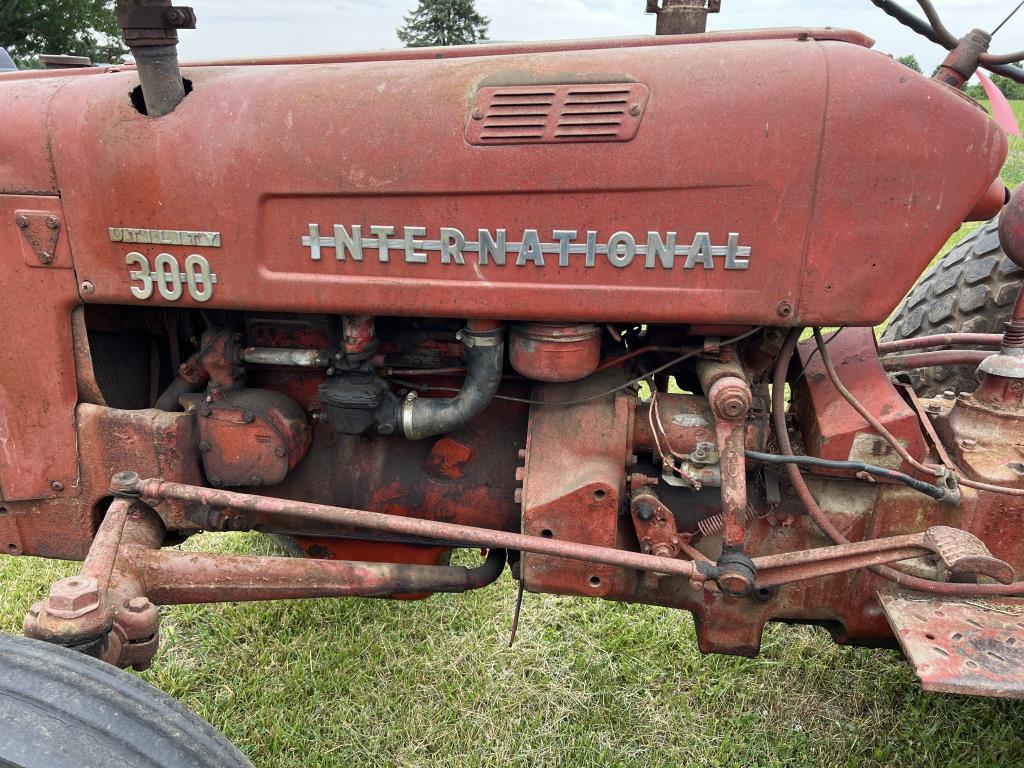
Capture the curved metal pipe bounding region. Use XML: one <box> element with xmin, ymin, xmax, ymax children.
<box><xmin>153</xmin><ymin>375</ymin><xmax>200</xmax><ymax>411</ymax></box>
<box><xmin>400</xmin><ymin>324</ymin><xmax>505</xmax><ymax>440</ymax></box>
<box><xmin>133</xmin><ymin>547</ymin><xmax>507</xmax><ymax>604</ymax></box>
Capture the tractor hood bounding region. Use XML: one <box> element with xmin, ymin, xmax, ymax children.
<box><xmin>0</xmin><ymin>28</ymin><xmax>1008</xmax><ymax>326</ymax></box>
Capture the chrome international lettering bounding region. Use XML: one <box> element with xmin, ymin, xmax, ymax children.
<box><xmin>301</xmin><ymin>225</ymin><xmax>750</xmax><ymax>270</ymax></box>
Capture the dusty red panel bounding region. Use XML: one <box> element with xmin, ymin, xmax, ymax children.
<box><xmin>798</xmin><ymin>43</ymin><xmax>1006</xmax><ymax>324</ymax></box>
<box><xmin>0</xmin><ymin>78</ymin><xmax>61</xmax><ymax>194</ymax></box>
<box><xmin>521</xmin><ymin>375</ymin><xmax>633</xmax><ymax>597</ymax></box>
<box><xmin>793</xmin><ymin>327</ymin><xmax>928</xmax><ymax>476</ymax></box>
<box><xmin>0</xmin><ymin>196</ymin><xmax>81</xmax><ymax>500</ymax></box>
<box><xmin>27</xmin><ymin>31</ymin><xmax>1001</xmax><ymax>326</ymax></box>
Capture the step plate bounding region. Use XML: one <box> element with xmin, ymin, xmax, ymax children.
<box><xmin>879</xmin><ymin>589</ymin><xmax>1024</xmax><ymax>698</ymax></box>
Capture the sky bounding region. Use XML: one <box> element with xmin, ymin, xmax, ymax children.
<box><xmin>174</xmin><ymin>1</ymin><xmax>1024</xmax><ymax>75</ymax></box>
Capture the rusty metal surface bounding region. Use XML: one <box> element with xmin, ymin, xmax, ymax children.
<box><xmin>20</xmin><ymin>34</ymin><xmax>1000</xmax><ymax>326</ymax></box>
<box><xmin>520</xmin><ymin>372</ymin><xmax>633</xmax><ymax>597</ymax></box>
<box><xmin>794</xmin><ymin>327</ymin><xmax>928</xmax><ymax>475</ymax></box>
<box><xmin>0</xmin><ymin>507</ymin><xmax>22</xmax><ymax>556</ymax></box>
<box><xmin>880</xmin><ymin>589</ymin><xmax>1024</xmax><ymax>698</ymax></box>
<box><xmin>196</xmin><ymin>387</ymin><xmax>311</xmax><ymax>487</ymax></box>
<box><xmin>0</xmin><ymin>195</ymin><xmax>82</xmax><ymax>501</ymax></box>
<box><xmin>508</xmin><ymin>322</ymin><xmax>601</xmax><ymax>382</ymax></box>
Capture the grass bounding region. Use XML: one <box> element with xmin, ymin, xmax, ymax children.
<box><xmin>4</xmin><ymin>105</ymin><xmax>1024</xmax><ymax>768</ymax></box>
<box><xmin>4</xmin><ymin>536</ymin><xmax>1024</xmax><ymax>767</ymax></box>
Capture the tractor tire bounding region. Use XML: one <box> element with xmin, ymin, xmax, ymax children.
<box><xmin>0</xmin><ymin>634</ymin><xmax>252</xmax><ymax>768</ymax></box>
<box><xmin>880</xmin><ymin>217</ymin><xmax>1023</xmax><ymax>396</ymax></box>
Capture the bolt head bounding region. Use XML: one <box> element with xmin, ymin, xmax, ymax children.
<box><xmin>45</xmin><ymin>216</ymin><xmax>59</xmax><ymax>230</ymax></box>
<box><xmin>471</xmin><ymin>108</ymin><xmax>484</xmax><ymax>120</ymax></box>
<box><xmin>273</xmin><ymin>445</ymin><xmax>286</xmax><ymax>457</ymax></box>
<box><xmin>50</xmin><ymin>480</ymin><xmax>64</xmax><ymax>492</ymax></box>
<box><xmin>718</xmin><ymin>572</ymin><xmax>753</xmax><ymax>597</ymax></box>
<box><xmin>80</xmin><ymin>281</ymin><xmax>95</xmax><ymax>295</ymax></box>
<box><xmin>776</xmin><ymin>300</ymin><xmax>793</xmax><ymax>317</ymax></box>
<box><xmin>629</xmin><ymin>103</ymin><xmax>643</xmax><ymax>116</ymax></box>
<box><xmin>15</xmin><ymin>214</ymin><xmax>28</xmax><ymax>228</ymax></box>
<box><xmin>48</xmin><ymin>576</ymin><xmax>101</xmax><ymax>616</ymax></box>
<box><xmin>126</xmin><ymin>596</ymin><xmax>152</xmax><ymax>614</ymax></box>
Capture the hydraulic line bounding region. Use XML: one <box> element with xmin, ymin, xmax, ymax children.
<box><xmin>744</xmin><ymin>450</ymin><xmax>948</xmax><ymax>500</ymax></box>
<box><xmin>774</xmin><ymin>329</ymin><xmax>1024</xmax><ymax>595</ymax></box>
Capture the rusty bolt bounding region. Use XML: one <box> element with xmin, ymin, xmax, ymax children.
<box><xmin>126</xmin><ymin>596</ymin><xmax>152</xmax><ymax>614</ymax></box>
<box><xmin>45</xmin><ymin>216</ymin><xmax>59</xmax><ymax>230</ymax></box>
<box><xmin>960</xmin><ymin>438</ymin><xmax>978</xmax><ymax>450</ymax></box>
<box><xmin>273</xmin><ymin>446</ymin><xmax>286</xmax><ymax>457</ymax></box>
<box><xmin>717</xmin><ymin>571</ymin><xmax>753</xmax><ymax>596</ymax></box>
<box><xmin>15</xmin><ymin>214</ymin><xmax>28</xmax><ymax>229</ymax></box>
<box><xmin>471</xmin><ymin>108</ymin><xmax>484</xmax><ymax>120</ymax></box>
<box><xmin>636</xmin><ymin>501</ymin><xmax>656</xmax><ymax>521</ymax></box>
<box><xmin>80</xmin><ymin>281</ymin><xmax>95</xmax><ymax>295</ymax></box>
<box><xmin>629</xmin><ymin>103</ymin><xmax>643</xmax><ymax>116</ymax></box>
<box><xmin>720</xmin><ymin>394</ymin><xmax>748</xmax><ymax>418</ymax></box>
<box><xmin>38</xmin><ymin>251</ymin><xmax>53</xmax><ymax>265</ymax></box>
<box><xmin>50</xmin><ymin>480</ymin><xmax>64</xmax><ymax>492</ymax></box>
<box><xmin>776</xmin><ymin>300</ymin><xmax>793</xmax><ymax>317</ymax></box>
<box><xmin>198</xmin><ymin>441</ymin><xmax>211</xmax><ymax>452</ymax></box>
<box><xmin>47</xmin><ymin>576</ymin><xmax>101</xmax><ymax>618</ymax></box>
<box><xmin>926</xmin><ymin>403</ymin><xmax>941</xmax><ymax>414</ymax></box>
<box><xmin>942</xmin><ymin>390</ymin><xmax>956</xmax><ymax>400</ymax></box>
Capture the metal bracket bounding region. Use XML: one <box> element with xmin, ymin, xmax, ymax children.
<box><xmin>15</xmin><ymin>211</ymin><xmax>61</xmax><ymax>267</ymax></box>
<box><xmin>116</xmin><ymin>4</ymin><xmax>196</xmax><ymax>31</ymax></box>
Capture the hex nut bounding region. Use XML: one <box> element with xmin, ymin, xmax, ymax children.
<box><xmin>47</xmin><ymin>576</ymin><xmax>101</xmax><ymax>618</ymax></box>
<box><xmin>126</xmin><ymin>596</ymin><xmax>152</xmax><ymax>614</ymax></box>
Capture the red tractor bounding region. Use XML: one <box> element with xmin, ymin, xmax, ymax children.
<box><xmin>1</xmin><ymin>0</ymin><xmax>1024</xmax><ymax>762</ymax></box>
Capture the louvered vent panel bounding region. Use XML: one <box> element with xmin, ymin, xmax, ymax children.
<box><xmin>467</xmin><ymin>84</ymin><xmax>649</xmax><ymax>145</ymax></box>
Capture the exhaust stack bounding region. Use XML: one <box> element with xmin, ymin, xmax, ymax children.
<box><xmin>645</xmin><ymin>0</ymin><xmax>720</xmax><ymax>35</ymax></box>
<box><xmin>116</xmin><ymin>0</ymin><xmax>196</xmax><ymax>117</ymax></box>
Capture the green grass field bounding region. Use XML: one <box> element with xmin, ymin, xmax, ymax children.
<box><xmin>2</xmin><ymin>105</ymin><xmax>1024</xmax><ymax>768</ymax></box>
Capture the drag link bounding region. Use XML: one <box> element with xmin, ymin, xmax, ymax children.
<box><xmin>114</xmin><ymin>473</ymin><xmax>701</xmax><ymax>581</ymax></box>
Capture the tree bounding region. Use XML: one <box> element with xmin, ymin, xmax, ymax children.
<box><xmin>0</xmin><ymin>0</ymin><xmax>127</xmax><ymax>65</ymax></box>
<box><xmin>397</xmin><ymin>0</ymin><xmax>489</xmax><ymax>47</ymax></box>
<box><xmin>897</xmin><ymin>54</ymin><xmax>922</xmax><ymax>73</ymax></box>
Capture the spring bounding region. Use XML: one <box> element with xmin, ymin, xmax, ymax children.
<box><xmin>696</xmin><ymin>505</ymin><xmax>753</xmax><ymax>538</ymax></box>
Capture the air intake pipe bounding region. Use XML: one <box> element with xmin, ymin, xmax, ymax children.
<box><xmin>117</xmin><ymin>0</ymin><xmax>196</xmax><ymax>117</ymax></box>
<box><xmin>400</xmin><ymin>322</ymin><xmax>505</xmax><ymax>440</ymax></box>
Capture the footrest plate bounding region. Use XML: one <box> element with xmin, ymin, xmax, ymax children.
<box><xmin>879</xmin><ymin>589</ymin><xmax>1024</xmax><ymax>698</ymax></box>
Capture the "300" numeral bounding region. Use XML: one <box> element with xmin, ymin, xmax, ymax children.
<box><xmin>125</xmin><ymin>252</ymin><xmax>217</xmax><ymax>303</ymax></box>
